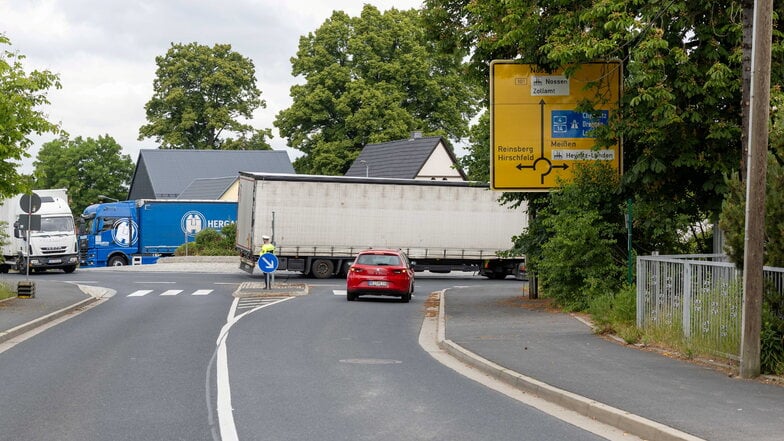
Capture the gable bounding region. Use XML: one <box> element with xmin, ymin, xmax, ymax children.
<box><xmin>345</xmin><ymin>136</ymin><xmax>466</xmax><ymax>180</ymax></box>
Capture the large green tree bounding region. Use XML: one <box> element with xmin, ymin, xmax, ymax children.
<box><xmin>0</xmin><ymin>34</ymin><xmax>61</xmax><ymax>198</ymax></box>
<box><xmin>139</xmin><ymin>42</ymin><xmax>271</xmax><ymax>150</ymax></box>
<box><xmin>33</xmin><ymin>135</ymin><xmax>134</xmax><ymax>216</ymax></box>
<box><xmin>275</xmin><ymin>5</ymin><xmax>479</xmax><ymax>175</ymax></box>
<box><xmin>424</xmin><ymin>0</ymin><xmax>784</xmax><ymax>254</ymax></box>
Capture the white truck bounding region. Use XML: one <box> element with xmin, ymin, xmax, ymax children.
<box><xmin>235</xmin><ymin>173</ymin><xmax>527</xmax><ymax>279</ymax></box>
<box><xmin>0</xmin><ymin>189</ymin><xmax>79</xmax><ymax>273</ymax></box>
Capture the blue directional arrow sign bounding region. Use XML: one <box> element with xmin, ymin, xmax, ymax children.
<box><xmin>258</xmin><ymin>253</ymin><xmax>279</xmax><ymax>273</ymax></box>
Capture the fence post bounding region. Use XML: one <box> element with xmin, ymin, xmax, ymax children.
<box><xmin>683</xmin><ymin>262</ymin><xmax>692</xmax><ymax>339</ymax></box>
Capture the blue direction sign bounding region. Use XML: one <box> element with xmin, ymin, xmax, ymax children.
<box><xmin>258</xmin><ymin>253</ymin><xmax>279</xmax><ymax>273</ymax></box>
<box><xmin>551</xmin><ymin>110</ymin><xmax>608</xmax><ymax>138</ymax></box>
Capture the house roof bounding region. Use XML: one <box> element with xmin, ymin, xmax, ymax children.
<box><xmin>128</xmin><ymin>149</ymin><xmax>295</xmax><ymax>199</ymax></box>
<box><xmin>177</xmin><ymin>176</ymin><xmax>237</xmax><ymax>200</ymax></box>
<box><xmin>344</xmin><ymin>136</ymin><xmax>466</xmax><ymax>180</ymax></box>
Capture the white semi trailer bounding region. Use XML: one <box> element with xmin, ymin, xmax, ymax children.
<box><xmin>235</xmin><ymin>173</ymin><xmax>526</xmax><ymax>279</ymax></box>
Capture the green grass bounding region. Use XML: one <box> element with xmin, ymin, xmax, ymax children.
<box><xmin>0</xmin><ymin>281</ymin><xmax>14</xmax><ymax>301</ymax></box>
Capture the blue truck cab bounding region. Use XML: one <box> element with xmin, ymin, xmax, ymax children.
<box><xmin>79</xmin><ymin>199</ymin><xmax>237</xmax><ymax>267</ymax></box>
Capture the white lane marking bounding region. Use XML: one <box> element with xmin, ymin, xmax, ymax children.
<box><xmin>134</xmin><ymin>281</ymin><xmax>176</xmax><ymax>284</ymax></box>
<box><xmin>192</xmin><ymin>289</ymin><xmax>213</xmax><ymax>296</ymax></box>
<box><xmin>333</xmin><ymin>290</ymin><xmax>347</xmax><ymax>296</ymax></box>
<box><xmin>160</xmin><ymin>289</ymin><xmax>183</xmax><ymax>296</ymax></box>
<box><xmin>127</xmin><ymin>290</ymin><xmax>153</xmax><ymax>297</ymax></box>
<box><xmin>216</xmin><ymin>296</ymin><xmax>294</xmax><ymax>441</ymax></box>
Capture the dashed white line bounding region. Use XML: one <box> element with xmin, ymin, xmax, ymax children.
<box><xmin>192</xmin><ymin>289</ymin><xmax>213</xmax><ymax>296</ymax></box>
<box><xmin>160</xmin><ymin>289</ymin><xmax>183</xmax><ymax>296</ymax></box>
<box><xmin>127</xmin><ymin>290</ymin><xmax>153</xmax><ymax>297</ymax></box>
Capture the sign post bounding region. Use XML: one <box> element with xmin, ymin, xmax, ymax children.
<box><xmin>258</xmin><ymin>253</ymin><xmax>279</xmax><ymax>289</ymax></box>
<box><xmin>17</xmin><ymin>192</ymin><xmax>42</xmax><ymax>296</ymax></box>
<box><xmin>490</xmin><ymin>61</ymin><xmax>622</xmax><ymax>191</ymax></box>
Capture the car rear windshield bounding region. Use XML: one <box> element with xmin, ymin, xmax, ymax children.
<box><xmin>357</xmin><ymin>254</ymin><xmax>401</xmax><ymax>266</ymax></box>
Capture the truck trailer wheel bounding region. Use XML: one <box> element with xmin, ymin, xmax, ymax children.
<box><xmin>310</xmin><ymin>259</ymin><xmax>334</xmax><ymax>279</ymax></box>
<box><xmin>108</xmin><ymin>255</ymin><xmax>127</xmax><ymax>267</ymax></box>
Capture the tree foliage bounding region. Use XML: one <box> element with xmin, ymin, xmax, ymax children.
<box><xmin>275</xmin><ymin>5</ymin><xmax>479</xmax><ymax>174</ymax></box>
<box><xmin>33</xmin><ymin>135</ymin><xmax>134</xmax><ymax>216</ymax></box>
<box><xmin>139</xmin><ymin>42</ymin><xmax>271</xmax><ymax>150</ymax></box>
<box><xmin>0</xmin><ymin>34</ymin><xmax>61</xmax><ymax>198</ymax></box>
<box><xmin>424</xmin><ymin>1</ymin><xmax>783</xmax><ymax>255</ymax></box>
<box><xmin>518</xmin><ymin>162</ymin><xmax>627</xmax><ymax>309</ymax></box>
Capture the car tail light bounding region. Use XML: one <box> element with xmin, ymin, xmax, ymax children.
<box><xmin>392</xmin><ymin>269</ymin><xmax>405</xmax><ymax>274</ymax></box>
<box><xmin>350</xmin><ymin>267</ymin><xmax>364</xmax><ymax>273</ymax></box>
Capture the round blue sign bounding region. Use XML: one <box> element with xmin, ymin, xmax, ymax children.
<box><xmin>258</xmin><ymin>253</ymin><xmax>279</xmax><ymax>273</ymax></box>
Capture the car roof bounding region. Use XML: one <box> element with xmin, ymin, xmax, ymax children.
<box><xmin>357</xmin><ymin>249</ymin><xmax>402</xmax><ymax>254</ymax></box>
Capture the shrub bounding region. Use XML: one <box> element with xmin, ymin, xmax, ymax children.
<box><xmin>174</xmin><ymin>223</ymin><xmax>237</xmax><ymax>256</ymax></box>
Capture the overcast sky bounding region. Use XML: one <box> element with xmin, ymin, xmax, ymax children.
<box><xmin>0</xmin><ymin>0</ymin><xmax>423</xmax><ymax>173</ymax></box>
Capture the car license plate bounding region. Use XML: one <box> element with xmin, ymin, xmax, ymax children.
<box><xmin>49</xmin><ymin>259</ymin><xmax>62</xmax><ymax>264</ymax></box>
<box><xmin>368</xmin><ymin>281</ymin><xmax>388</xmax><ymax>287</ymax></box>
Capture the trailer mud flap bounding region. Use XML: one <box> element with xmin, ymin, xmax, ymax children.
<box><xmin>239</xmin><ymin>258</ymin><xmax>255</xmax><ymax>274</ymax></box>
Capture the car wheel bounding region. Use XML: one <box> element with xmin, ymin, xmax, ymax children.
<box><xmin>347</xmin><ymin>291</ymin><xmax>357</xmax><ymax>301</ymax></box>
<box><xmin>401</xmin><ymin>291</ymin><xmax>411</xmax><ymax>303</ymax></box>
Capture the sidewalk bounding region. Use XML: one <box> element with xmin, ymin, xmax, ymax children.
<box><xmin>0</xmin><ymin>280</ymin><xmax>99</xmax><ymax>344</ymax></box>
<box><xmin>440</xmin><ymin>285</ymin><xmax>784</xmax><ymax>441</ymax></box>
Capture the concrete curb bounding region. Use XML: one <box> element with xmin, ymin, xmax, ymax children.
<box><xmin>0</xmin><ymin>284</ymin><xmax>110</xmax><ymax>345</ymax></box>
<box><xmin>436</xmin><ymin>291</ymin><xmax>705</xmax><ymax>441</ymax></box>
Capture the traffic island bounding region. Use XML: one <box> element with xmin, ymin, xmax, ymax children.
<box><xmin>234</xmin><ymin>282</ymin><xmax>309</xmax><ymax>298</ymax></box>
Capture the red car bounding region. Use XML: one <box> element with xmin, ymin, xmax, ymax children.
<box><xmin>346</xmin><ymin>249</ymin><xmax>415</xmax><ymax>302</ymax></box>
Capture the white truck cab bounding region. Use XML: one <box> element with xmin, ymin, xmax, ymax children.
<box><xmin>0</xmin><ymin>189</ymin><xmax>79</xmax><ymax>274</ymax></box>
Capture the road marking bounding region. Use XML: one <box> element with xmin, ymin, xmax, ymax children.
<box><xmin>160</xmin><ymin>289</ymin><xmax>183</xmax><ymax>296</ymax></box>
<box><xmin>192</xmin><ymin>289</ymin><xmax>213</xmax><ymax>296</ymax></box>
<box><xmin>127</xmin><ymin>290</ymin><xmax>153</xmax><ymax>297</ymax></box>
<box><xmin>214</xmin><ymin>295</ymin><xmax>294</xmax><ymax>441</ymax></box>
<box><xmin>333</xmin><ymin>290</ymin><xmax>346</xmax><ymax>296</ymax></box>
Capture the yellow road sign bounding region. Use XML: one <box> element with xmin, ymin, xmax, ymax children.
<box><xmin>490</xmin><ymin>61</ymin><xmax>622</xmax><ymax>191</ymax></box>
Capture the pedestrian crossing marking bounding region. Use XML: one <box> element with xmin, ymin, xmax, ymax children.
<box><xmin>128</xmin><ymin>290</ymin><xmax>153</xmax><ymax>297</ymax></box>
<box><xmin>334</xmin><ymin>290</ymin><xmax>347</xmax><ymax>296</ymax></box>
<box><xmin>125</xmin><ymin>289</ymin><xmax>215</xmax><ymax>297</ymax></box>
<box><xmin>160</xmin><ymin>289</ymin><xmax>183</xmax><ymax>296</ymax></box>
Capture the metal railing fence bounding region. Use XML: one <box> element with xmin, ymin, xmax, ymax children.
<box><xmin>637</xmin><ymin>254</ymin><xmax>784</xmax><ymax>359</ymax></box>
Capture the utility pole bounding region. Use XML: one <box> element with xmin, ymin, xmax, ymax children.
<box><xmin>740</xmin><ymin>0</ymin><xmax>773</xmax><ymax>379</ymax></box>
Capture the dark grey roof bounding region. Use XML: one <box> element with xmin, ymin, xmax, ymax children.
<box><xmin>177</xmin><ymin>176</ymin><xmax>237</xmax><ymax>200</ymax></box>
<box><xmin>344</xmin><ymin>136</ymin><xmax>466</xmax><ymax>179</ymax></box>
<box><xmin>128</xmin><ymin>149</ymin><xmax>294</xmax><ymax>199</ymax></box>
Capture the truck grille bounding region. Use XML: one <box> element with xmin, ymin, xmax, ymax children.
<box><xmin>41</xmin><ymin>246</ymin><xmax>68</xmax><ymax>254</ymax></box>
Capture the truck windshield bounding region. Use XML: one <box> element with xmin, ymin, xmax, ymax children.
<box><xmin>40</xmin><ymin>216</ymin><xmax>75</xmax><ymax>233</ymax></box>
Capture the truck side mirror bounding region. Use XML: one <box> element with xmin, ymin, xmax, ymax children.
<box><xmin>13</xmin><ymin>221</ymin><xmax>23</xmax><ymax>239</ymax></box>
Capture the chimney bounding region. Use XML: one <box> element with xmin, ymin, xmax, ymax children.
<box><xmin>411</xmin><ymin>131</ymin><xmax>423</xmax><ymax>139</ymax></box>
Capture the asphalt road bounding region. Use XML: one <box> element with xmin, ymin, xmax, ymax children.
<box><xmin>0</xmin><ymin>269</ymin><xmax>608</xmax><ymax>441</ymax></box>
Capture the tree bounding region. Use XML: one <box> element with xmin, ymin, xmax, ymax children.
<box><xmin>0</xmin><ymin>34</ymin><xmax>61</xmax><ymax>198</ymax></box>
<box><xmin>33</xmin><ymin>135</ymin><xmax>134</xmax><ymax>216</ymax></box>
<box><xmin>139</xmin><ymin>42</ymin><xmax>270</xmax><ymax>150</ymax></box>
<box><xmin>275</xmin><ymin>5</ymin><xmax>479</xmax><ymax>174</ymax></box>
<box><xmin>423</xmin><ymin>0</ymin><xmax>784</xmax><ymax>254</ymax></box>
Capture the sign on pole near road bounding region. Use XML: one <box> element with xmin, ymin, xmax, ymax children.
<box><xmin>258</xmin><ymin>253</ymin><xmax>279</xmax><ymax>273</ymax></box>
<box><xmin>490</xmin><ymin>61</ymin><xmax>622</xmax><ymax>191</ymax></box>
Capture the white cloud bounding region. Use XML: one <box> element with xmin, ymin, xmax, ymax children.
<box><xmin>0</xmin><ymin>0</ymin><xmax>424</xmax><ymax>172</ymax></box>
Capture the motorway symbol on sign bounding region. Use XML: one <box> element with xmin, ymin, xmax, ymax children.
<box><xmin>258</xmin><ymin>253</ymin><xmax>279</xmax><ymax>273</ymax></box>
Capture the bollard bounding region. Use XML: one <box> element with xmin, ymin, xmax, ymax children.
<box><xmin>17</xmin><ymin>281</ymin><xmax>36</xmax><ymax>299</ymax></box>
